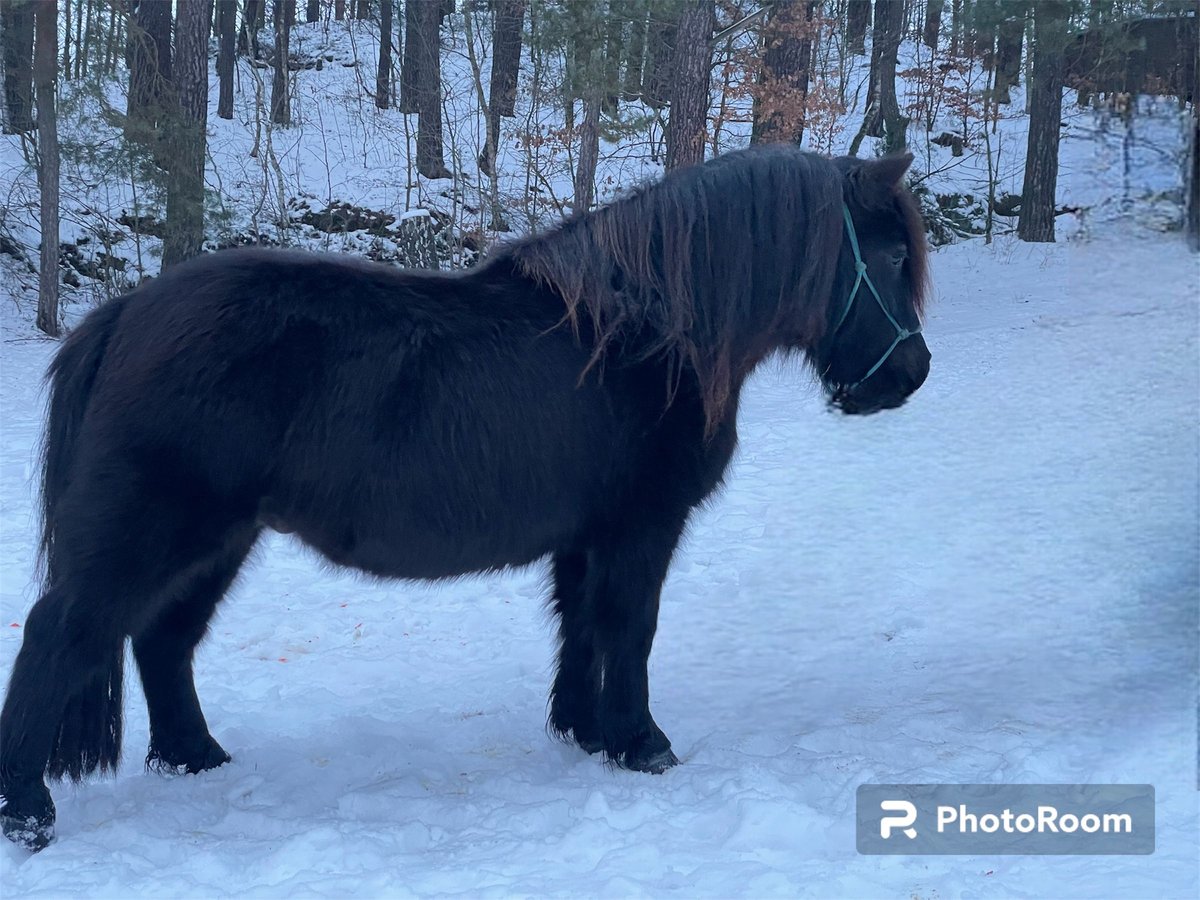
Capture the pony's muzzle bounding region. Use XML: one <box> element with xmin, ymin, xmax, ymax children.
<box><xmin>830</xmin><ymin>336</ymin><xmax>930</xmax><ymax>415</ymax></box>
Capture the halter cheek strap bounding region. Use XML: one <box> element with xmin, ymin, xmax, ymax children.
<box><xmin>831</xmin><ymin>204</ymin><xmax>921</xmax><ymax>390</ymax></box>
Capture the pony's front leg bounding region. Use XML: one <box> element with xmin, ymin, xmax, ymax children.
<box><xmin>590</xmin><ymin>524</ymin><xmax>684</xmax><ymax>774</ymax></box>
<box><xmin>548</xmin><ymin>551</ymin><xmax>604</xmax><ymax>754</ymax></box>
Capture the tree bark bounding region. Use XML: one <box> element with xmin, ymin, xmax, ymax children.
<box><xmin>400</xmin><ymin>0</ymin><xmax>421</xmax><ymax>112</ymax></box>
<box><xmin>480</xmin><ymin>0</ymin><xmax>524</xmax><ymax>176</ymax></box>
<box><xmin>127</xmin><ymin>0</ymin><xmax>173</xmax><ymax>141</ymax></box>
<box><xmin>271</xmin><ymin>0</ymin><xmax>291</xmax><ymax>125</ymax></box>
<box><xmin>846</xmin><ymin>0</ymin><xmax>871</xmax><ymax>55</ymax></box>
<box><xmin>163</xmin><ymin>0</ymin><xmax>210</xmax><ymax>268</ymax></box>
<box><xmin>863</xmin><ymin>0</ymin><xmax>906</xmax><ymax>150</ymax></box>
<box><xmin>641</xmin><ymin>11</ymin><xmax>674</xmax><ymax>110</ymax></box>
<box><xmin>307</xmin><ymin>0</ymin><xmax>320</xmax><ymax>23</ymax></box>
<box><xmin>62</xmin><ymin>0</ymin><xmax>71</xmax><ymax>78</ymax></box>
<box><xmin>217</xmin><ymin>0</ymin><xmax>236</xmax><ymax>119</ymax></box>
<box><xmin>574</xmin><ymin>93</ymin><xmax>600</xmax><ymax>211</ymax></box>
<box><xmin>336</xmin><ymin>0</ymin><xmax>346</xmax><ymax>20</ymax></box>
<box><xmin>240</xmin><ymin>0</ymin><xmax>262</xmax><ymax>56</ymax></box>
<box><xmin>923</xmin><ymin>0</ymin><xmax>944</xmax><ymax>50</ymax></box>
<box><xmin>621</xmin><ymin>0</ymin><xmax>647</xmax><ymax>100</ymax></box>
<box><xmin>1187</xmin><ymin>101</ymin><xmax>1198</xmax><ymax>252</ymax></box>
<box><xmin>34</xmin><ymin>0</ymin><xmax>58</xmax><ymax>336</ymax></box>
<box><xmin>2</xmin><ymin>0</ymin><xmax>35</xmax><ymax>133</ymax></box>
<box><xmin>413</xmin><ymin>0</ymin><xmax>450</xmax><ymax>178</ymax></box>
<box><xmin>993</xmin><ymin>4</ymin><xmax>1025</xmax><ymax>104</ymax></box>
<box><xmin>1017</xmin><ymin>1</ymin><xmax>1066</xmax><ymax>242</ymax></box>
<box><xmin>664</xmin><ymin>0</ymin><xmax>713</xmax><ymax>171</ymax></box>
<box><xmin>356</xmin><ymin>0</ymin><xmax>370</xmax><ymax>20</ymax></box>
<box><xmin>376</xmin><ymin>0</ymin><xmax>393</xmax><ymax>109</ymax></box>
<box><xmin>752</xmin><ymin>0</ymin><xmax>815</xmax><ymax>146</ymax></box>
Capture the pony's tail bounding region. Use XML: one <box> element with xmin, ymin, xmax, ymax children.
<box><xmin>38</xmin><ymin>298</ymin><xmax>127</xmax><ymax>781</ymax></box>
<box><xmin>38</xmin><ymin>298</ymin><xmax>124</xmax><ymax>586</ymax></box>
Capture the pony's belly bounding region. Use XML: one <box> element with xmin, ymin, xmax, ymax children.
<box><xmin>282</xmin><ymin>510</ymin><xmax>567</xmax><ymax>581</ymax></box>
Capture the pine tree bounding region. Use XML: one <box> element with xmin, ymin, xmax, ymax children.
<box><xmin>163</xmin><ymin>0</ymin><xmax>210</xmax><ymax>268</ymax></box>
<box><xmin>2</xmin><ymin>0</ymin><xmax>35</xmax><ymax>134</ymax></box>
<box><xmin>412</xmin><ymin>0</ymin><xmax>450</xmax><ymax>178</ymax></box>
<box><xmin>272</xmin><ymin>0</ymin><xmax>292</xmax><ymax>125</ymax></box>
<box><xmin>217</xmin><ymin>0</ymin><xmax>237</xmax><ymax>119</ymax></box>
<box><xmin>665</xmin><ymin>0</ymin><xmax>714</xmax><ymax>171</ymax></box>
<box><xmin>1018</xmin><ymin>0</ymin><xmax>1068</xmax><ymax>242</ymax></box>
<box><xmin>377</xmin><ymin>0</ymin><xmax>393</xmax><ymax>110</ymax></box>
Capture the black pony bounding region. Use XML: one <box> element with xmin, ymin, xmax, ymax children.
<box><xmin>0</xmin><ymin>146</ymin><xmax>930</xmax><ymax>850</ymax></box>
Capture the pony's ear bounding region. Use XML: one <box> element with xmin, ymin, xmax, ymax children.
<box><xmin>865</xmin><ymin>153</ymin><xmax>914</xmax><ymax>190</ymax></box>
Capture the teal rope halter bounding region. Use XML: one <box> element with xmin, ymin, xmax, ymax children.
<box><xmin>830</xmin><ymin>205</ymin><xmax>921</xmax><ymax>390</ymax></box>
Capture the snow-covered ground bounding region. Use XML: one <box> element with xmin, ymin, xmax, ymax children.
<box><xmin>1</xmin><ymin>227</ymin><xmax>1196</xmax><ymax>896</ymax></box>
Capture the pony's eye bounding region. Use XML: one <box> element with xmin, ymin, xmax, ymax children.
<box><xmin>891</xmin><ymin>249</ymin><xmax>908</xmax><ymax>268</ymax></box>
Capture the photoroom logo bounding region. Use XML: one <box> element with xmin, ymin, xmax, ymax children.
<box><xmin>879</xmin><ymin>800</ymin><xmax>918</xmax><ymax>839</ymax></box>
<box><xmin>857</xmin><ymin>784</ymin><xmax>1155</xmax><ymax>855</ymax></box>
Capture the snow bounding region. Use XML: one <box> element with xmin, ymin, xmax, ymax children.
<box><xmin>1</xmin><ymin>12</ymin><xmax>1198</xmax><ymax>899</ymax></box>
<box><xmin>1</xmin><ymin>228</ymin><xmax>1197</xmax><ymax>896</ymax></box>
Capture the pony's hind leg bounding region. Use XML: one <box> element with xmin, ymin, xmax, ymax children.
<box><xmin>548</xmin><ymin>551</ymin><xmax>604</xmax><ymax>754</ymax></box>
<box><xmin>133</xmin><ymin>528</ymin><xmax>258</xmax><ymax>774</ymax></box>
<box><xmin>1</xmin><ymin>461</ymin><xmax>254</xmax><ymax>851</ymax></box>
<box><xmin>0</xmin><ymin>582</ymin><xmax>126</xmax><ymax>850</ymax></box>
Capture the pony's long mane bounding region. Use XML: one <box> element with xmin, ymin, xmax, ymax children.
<box><xmin>497</xmin><ymin>146</ymin><xmax>849</xmax><ymax>429</ymax></box>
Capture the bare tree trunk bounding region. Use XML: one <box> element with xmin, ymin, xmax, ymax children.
<box><xmin>376</xmin><ymin>0</ymin><xmax>393</xmax><ymax>109</ymax></box>
<box><xmin>336</xmin><ymin>0</ymin><xmax>346</xmax><ymax>21</ymax></box>
<box><xmin>400</xmin><ymin>0</ymin><xmax>421</xmax><ymax>112</ymax></box>
<box><xmin>863</xmin><ymin>0</ymin><xmax>906</xmax><ymax>150</ymax></box>
<box><xmin>240</xmin><ymin>0</ymin><xmax>262</xmax><ymax>56</ymax></box>
<box><xmin>665</xmin><ymin>0</ymin><xmax>713</xmax><ymax>171</ymax></box>
<box><xmin>2</xmin><ymin>0</ymin><xmax>35</xmax><ymax>133</ymax></box>
<box><xmin>356</xmin><ymin>0</ymin><xmax>371</xmax><ymax>20</ymax></box>
<box><xmin>752</xmin><ymin>0</ymin><xmax>815</xmax><ymax>146</ymax></box>
<box><xmin>993</xmin><ymin>4</ymin><xmax>1025</xmax><ymax>104</ymax></box>
<box><xmin>127</xmin><ymin>0</ymin><xmax>172</xmax><ymax>141</ymax></box>
<box><xmin>621</xmin><ymin>0</ymin><xmax>647</xmax><ymax>100</ymax></box>
<box><xmin>217</xmin><ymin>0</ymin><xmax>236</xmax><ymax>119</ymax></box>
<box><xmin>77</xmin><ymin>0</ymin><xmax>92</xmax><ymax>80</ymax></box>
<box><xmin>574</xmin><ymin>92</ymin><xmax>600</xmax><ymax>210</ymax></box>
<box><xmin>34</xmin><ymin>0</ymin><xmax>58</xmax><ymax>336</ymax></box>
<box><xmin>413</xmin><ymin>0</ymin><xmax>450</xmax><ymax>177</ymax></box>
<box><xmin>480</xmin><ymin>0</ymin><xmax>524</xmax><ymax>176</ymax></box>
<box><xmin>641</xmin><ymin>11</ymin><xmax>674</xmax><ymax>110</ymax></box>
<box><xmin>1017</xmin><ymin>0</ymin><xmax>1066</xmax><ymax>242</ymax></box>
<box><xmin>103</xmin><ymin>0</ymin><xmax>118</xmax><ymax>74</ymax></box>
<box><xmin>1187</xmin><ymin>99</ymin><xmax>1198</xmax><ymax>251</ymax></box>
<box><xmin>272</xmin><ymin>0</ymin><xmax>291</xmax><ymax>125</ymax></box>
<box><xmin>307</xmin><ymin>0</ymin><xmax>320</xmax><ymax>23</ymax></box>
<box><xmin>923</xmin><ymin>0</ymin><xmax>944</xmax><ymax>50</ymax></box>
<box><xmin>846</xmin><ymin>0</ymin><xmax>871</xmax><ymax>55</ymax></box>
<box><xmin>62</xmin><ymin>0</ymin><xmax>71</xmax><ymax>77</ymax></box>
<box><xmin>163</xmin><ymin>0</ymin><xmax>210</xmax><ymax>268</ymax></box>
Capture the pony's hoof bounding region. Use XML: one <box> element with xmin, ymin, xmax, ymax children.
<box><xmin>610</xmin><ymin>727</ymin><xmax>678</xmax><ymax>773</ymax></box>
<box><xmin>0</xmin><ymin>781</ymin><xmax>55</xmax><ymax>851</ymax></box>
<box><xmin>575</xmin><ymin>734</ymin><xmax>604</xmax><ymax>755</ymax></box>
<box><xmin>1</xmin><ymin>807</ymin><xmax>55</xmax><ymax>852</ymax></box>
<box><xmin>147</xmin><ymin>734</ymin><xmax>232</xmax><ymax>775</ymax></box>
<box><xmin>627</xmin><ymin>747</ymin><xmax>679</xmax><ymax>774</ymax></box>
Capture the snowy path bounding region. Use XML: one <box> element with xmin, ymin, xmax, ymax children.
<box><xmin>1</xmin><ymin>234</ymin><xmax>1197</xmax><ymax>897</ymax></box>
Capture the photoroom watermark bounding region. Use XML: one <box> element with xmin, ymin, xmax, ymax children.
<box><xmin>857</xmin><ymin>784</ymin><xmax>1155</xmax><ymax>855</ymax></box>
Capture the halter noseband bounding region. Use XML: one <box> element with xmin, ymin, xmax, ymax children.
<box><xmin>828</xmin><ymin>204</ymin><xmax>921</xmax><ymax>391</ymax></box>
